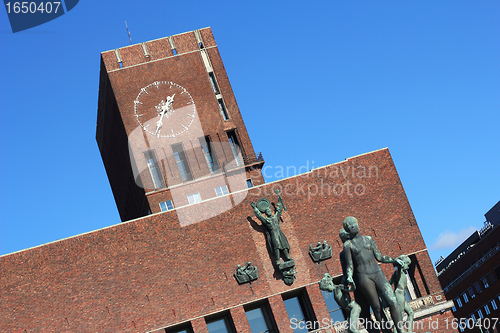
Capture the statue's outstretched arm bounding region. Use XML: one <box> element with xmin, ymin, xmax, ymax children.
<box><xmin>371</xmin><ymin>237</ymin><xmax>398</xmax><ymax>265</ymax></box>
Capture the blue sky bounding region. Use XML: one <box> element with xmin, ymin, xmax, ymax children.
<box><xmin>0</xmin><ymin>1</ymin><xmax>498</xmax><ymax>264</ymax></box>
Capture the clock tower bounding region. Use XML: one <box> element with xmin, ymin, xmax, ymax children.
<box><xmin>96</xmin><ymin>27</ymin><xmax>265</xmax><ymax>224</ymax></box>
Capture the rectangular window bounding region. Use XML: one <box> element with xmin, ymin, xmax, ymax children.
<box><xmin>321</xmin><ymin>289</ymin><xmax>345</xmax><ymax>324</ymax></box>
<box><xmin>187</xmin><ymin>193</ymin><xmax>201</xmax><ymax>204</ymax></box>
<box><xmin>457</xmin><ymin>297</ymin><xmax>463</xmax><ymax>308</ymax></box>
<box><xmin>246</xmin><ymin>179</ymin><xmax>254</xmax><ymax>188</ymax></box>
<box><xmin>462</xmin><ymin>292</ymin><xmax>469</xmax><ymax>303</ymax></box>
<box><xmin>468</xmin><ymin>287</ymin><xmax>476</xmax><ymax>299</ymax></box>
<box><xmin>215</xmin><ymin>185</ymin><xmax>229</xmax><ymax>197</ymax></box>
<box><xmin>159</xmin><ymin>200</ymin><xmax>174</xmax><ymax>211</ymax></box>
<box><xmin>484</xmin><ymin>304</ymin><xmax>491</xmax><ymax>315</ymax></box>
<box><xmin>474</xmin><ymin>282</ymin><xmax>483</xmax><ymax>294</ymax></box>
<box><xmin>144</xmin><ymin>150</ymin><xmax>165</xmax><ymax>189</ymax></box>
<box><xmin>478</xmin><ymin>309</ymin><xmax>484</xmax><ymax>319</ymax></box>
<box><xmin>487</xmin><ymin>271</ymin><xmax>497</xmax><ymax>285</ymax></box>
<box><xmin>165</xmin><ymin>323</ymin><xmax>194</xmax><ymax>333</ymax></box>
<box><xmin>491</xmin><ymin>299</ymin><xmax>498</xmax><ymax>310</ymax></box>
<box><xmin>283</xmin><ymin>292</ymin><xmax>316</xmax><ymax>333</ymax></box>
<box><xmin>218</xmin><ymin>98</ymin><xmax>229</xmax><ymax>121</ymax></box>
<box><xmin>244</xmin><ymin>303</ymin><xmax>277</xmax><ymax>333</ymax></box>
<box><xmin>452</xmin><ymin>305</ymin><xmax>456</xmax><ymax>312</ymax></box>
<box><xmin>206</xmin><ymin>315</ymin><xmax>235</xmax><ymax>333</ymax></box>
<box><xmin>227</xmin><ymin>130</ymin><xmax>243</xmax><ymax>166</ymax></box>
<box><xmin>471</xmin><ymin>313</ymin><xmax>476</xmax><ymax>321</ymax></box>
<box><xmin>172</xmin><ymin>144</ymin><xmax>192</xmax><ymax>181</ymax></box>
<box><xmin>482</xmin><ymin>277</ymin><xmax>490</xmax><ymax>289</ymax></box>
<box><xmin>199</xmin><ymin>137</ymin><xmax>218</xmax><ymax>172</ymax></box>
<box><xmin>208</xmin><ymin>72</ymin><xmax>220</xmax><ymax>94</ymax></box>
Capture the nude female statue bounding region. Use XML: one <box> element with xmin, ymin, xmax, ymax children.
<box><xmin>342</xmin><ymin>216</ymin><xmax>404</xmax><ymax>333</ymax></box>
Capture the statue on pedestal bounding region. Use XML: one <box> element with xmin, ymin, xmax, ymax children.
<box><xmin>251</xmin><ymin>189</ymin><xmax>295</xmax><ymax>285</ymax></box>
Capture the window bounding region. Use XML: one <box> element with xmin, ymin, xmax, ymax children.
<box><xmin>482</xmin><ymin>277</ymin><xmax>490</xmax><ymax>289</ymax></box>
<box><xmin>159</xmin><ymin>200</ymin><xmax>174</xmax><ymax>212</ymax></box>
<box><xmin>487</xmin><ymin>271</ymin><xmax>497</xmax><ymax>285</ymax></box>
<box><xmin>246</xmin><ymin>179</ymin><xmax>254</xmax><ymax>188</ymax></box>
<box><xmin>187</xmin><ymin>193</ymin><xmax>201</xmax><ymax>204</ymax></box>
<box><xmin>218</xmin><ymin>98</ymin><xmax>229</xmax><ymax>120</ymax></box>
<box><xmin>208</xmin><ymin>72</ymin><xmax>220</xmax><ymax>94</ymax></box>
<box><xmin>144</xmin><ymin>150</ymin><xmax>165</xmax><ymax>189</ymax></box>
<box><xmin>215</xmin><ymin>185</ymin><xmax>229</xmax><ymax>197</ymax></box>
<box><xmin>200</xmin><ymin>137</ymin><xmax>218</xmax><ymax>173</ymax></box>
<box><xmin>456</xmin><ymin>297</ymin><xmax>463</xmax><ymax>308</ymax></box>
<box><xmin>452</xmin><ymin>305</ymin><xmax>456</xmax><ymax>312</ymax></box>
<box><xmin>471</xmin><ymin>313</ymin><xmax>476</xmax><ymax>321</ymax></box>
<box><xmin>478</xmin><ymin>309</ymin><xmax>484</xmax><ymax>319</ymax></box>
<box><xmin>468</xmin><ymin>287</ymin><xmax>476</xmax><ymax>299</ymax></box>
<box><xmin>485</xmin><ymin>304</ymin><xmax>491</xmax><ymax>315</ymax></box>
<box><xmin>474</xmin><ymin>282</ymin><xmax>483</xmax><ymax>294</ymax></box>
<box><xmin>206</xmin><ymin>315</ymin><xmax>235</xmax><ymax>333</ymax></box>
<box><xmin>245</xmin><ymin>303</ymin><xmax>277</xmax><ymax>333</ymax></box>
<box><xmin>227</xmin><ymin>130</ymin><xmax>243</xmax><ymax>166</ymax></box>
<box><xmin>462</xmin><ymin>292</ymin><xmax>469</xmax><ymax>303</ymax></box>
<box><xmin>491</xmin><ymin>299</ymin><xmax>498</xmax><ymax>310</ymax></box>
<box><xmin>321</xmin><ymin>289</ymin><xmax>345</xmax><ymax>324</ymax></box>
<box><xmin>165</xmin><ymin>323</ymin><xmax>193</xmax><ymax>333</ymax></box>
<box><xmin>283</xmin><ymin>292</ymin><xmax>316</xmax><ymax>333</ymax></box>
<box><xmin>172</xmin><ymin>144</ymin><xmax>192</xmax><ymax>181</ymax></box>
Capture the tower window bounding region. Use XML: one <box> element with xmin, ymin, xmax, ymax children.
<box><xmin>227</xmin><ymin>130</ymin><xmax>242</xmax><ymax>166</ymax></box>
<box><xmin>218</xmin><ymin>98</ymin><xmax>229</xmax><ymax>120</ymax></box>
<box><xmin>199</xmin><ymin>137</ymin><xmax>218</xmax><ymax>173</ymax></box>
<box><xmin>215</xmin><ymin>185</ymin><xmax>229</xmax><ymax>197</ymax></box>
<box><xmin>283</xmin><ymin>292</ymin><xmax>316</xmax><ymax>333</ymax></box>
<box><xmin>144</xmin><ymin>150</ymin><xmax>164</xmax><ymax>189</ymax></box>
<box><xmin>172</xmin><ymin>144</ymin><xmax>192</xmax><ymax>181</ymax></box>
<box><xmin>246</xmin><ymin>179</ymin><xmax>254</xmax><ymax>188</ymax></box>
<box><xmin>187</xmin><ymin>193</ymin><xmax>201</xmax><ymax>204</ymax></box>
<box><xmin>159</xmin><ymin>200</ymin><xmax>174</xmax><ymax>212</ymax></box>
<box><xmin>209</xmin><ymin>72</ymin><xmax>219</xmax><ymax>94</ymax></box>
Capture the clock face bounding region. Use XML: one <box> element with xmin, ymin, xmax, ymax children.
<box><xmin>134</xmin><ymin>81</ymin><xmax>196</xmax><ymax>138</ymax></box>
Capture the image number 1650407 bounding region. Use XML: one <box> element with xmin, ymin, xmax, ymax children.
<box><xmin>5</xmin><ymin>2</ymin><xmax>61</xmax><ymax>14</ymax></box>
<box><xmin>4</xmin><ymin>1</ymin><xmax>80</xmax><ymax>33</ymax></box>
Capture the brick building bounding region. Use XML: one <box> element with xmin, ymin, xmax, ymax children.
<box><xmin>1</xmin><ymin>28</ymin><xmax>457</xmax><ymax>333</ymax></box>
<box><xmin>437</xmin><ymin>201</ymin><xmax>500</xmax><ymax>333</ymax></box>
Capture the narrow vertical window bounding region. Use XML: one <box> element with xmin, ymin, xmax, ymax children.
<box><xmin>474</xmin><ymin>282</ymin><xmax>482</xmax><ymax>294</ymax></box>
<box><xmin>487</xmin><ymin>271</ymin><xmax>496</xmax><ymax>285</ymax></box>
<box><xmin>491</xmin><ymin>299</ymin><xmax>498</xmax><ymax>310</ymax></box>
<box><xmin>477</xmin><ymin>309</ymin><xmax>484</xmax><ymax>319</ymax></box>
<box><xmin>484</xmin><ymin>304</ymin><xmax>491</xmax><ymax>315</ymax></box>
<box><xmin>209</xmin><ymin>72</ymin><xmax>219</xmax><ymax>94</ymax></box>
<box><xmin>218</xmin><ymin>98</ymin><xmax>229</xmax><ymax>120</ymax></box>
<box><xmin>456</xmin><ymin>297</ymin><xmax>463</xmax><ymax>308</ymax></box>
<box><xmin>199</xmin><ymin>137</ymin><xmax>218</xmax><ymax>172</ymax></box>
<box><xmin>462</xmin><ymin>292</ymin><xmax>469</xmax><ymax>303</ymax></box>
<box><xmin>227</xmin><ymin>130</ymin><xmax>243</xmax><ymax>166</ymax></box>
<box><xmin>246</xmin><ymin>179</ymin><xmax>254</xmax><ymax>188</ymax></box>
<box><xmin>172</xmin><ymin>144</ymin><xmax>192</xmax><ymax>181</ymax></box>
<box><xmin>144</xmin><ymin>150</ymin><xmax>164</xmax><ymax>189</ymax></box>
<box><xmin>468</xmin><ymin>286</ymin><xmax>476</xmax><ymax>299</ymax></box>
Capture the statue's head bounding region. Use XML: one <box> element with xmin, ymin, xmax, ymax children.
<box><xmin>343</xmin><ymin>216</ymin><xmax>359</xmax><ymax>236</ymax></box>
<box><xmin>397</xmin><ymin>255</ymin><xmax>411</xmax><ymax>270</ymax></box>
<box><xmin>339</xmin><ymin>228</ymin><xmax>351</xmax><ymax>243</ymax></box>
<box><xmin>257</xmin><ymin>198</ymin><xmax>272</xmax><ymax>216</ymax></box>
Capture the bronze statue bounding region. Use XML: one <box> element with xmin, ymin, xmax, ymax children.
<box><xmin>319</xmin><ymin>273</ymin><xmax>361</xmax><ymax>333</ymax></box>
<box><xmin>342</xmin><ymin>216</ymin><xmax>404</xmax><ymax>333</ymax></box>
<box><xmin>251</xmin><ymin>189</ymin><xmax>291</xmax><ymax>266</ymax></box>
<box><xmin>389</xmin><ymin>255</ymin><xmax>414</xmax><ymax>333</ymax></box>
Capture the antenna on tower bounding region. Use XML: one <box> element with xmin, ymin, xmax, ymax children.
<box><xmin>125</xmin><ymin>21</ymin><xmax>132</xmax><ymax>44</ymax></box>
